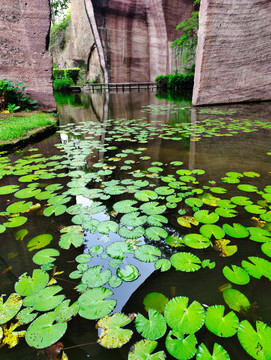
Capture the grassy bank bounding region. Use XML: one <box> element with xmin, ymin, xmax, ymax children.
<box><xmin>0</xmin><ymin>112</ymin><xmax>58</xmax><ymax>146</ymax></box>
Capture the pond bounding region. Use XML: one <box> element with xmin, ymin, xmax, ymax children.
<box><xmin>1</xmin><ymin>90</ymin><xmax>271</xmax><ymax>360</ymax></box>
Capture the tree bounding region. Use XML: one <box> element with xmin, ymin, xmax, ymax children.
<box><xmin>50</xmin><ymin>0</ymin><xmax>71</xmax><ymax>23</ymax></box>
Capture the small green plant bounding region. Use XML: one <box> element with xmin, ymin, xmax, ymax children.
<box><xmin>7</xmin><ymin>104</ymin><xmax>20</xmax><ymax>114</ymax></box>
<box><xmin>52</xmin><ymin>77</ymin><xmax>73</xmax><ymax>92</ymax></box>
<box><xmin>155</xmin><ymin>74</ymin><xmax>194</xmax><ymax>91</ymax></box>
<box><xmin>0</xmin><ymin>79</ymin><xmax>37</xmax><ymax>111</ymax></box>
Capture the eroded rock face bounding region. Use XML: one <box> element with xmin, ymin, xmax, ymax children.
<box><xmin>193</xmin><ymin>0</ymin><xmax>271</xmax><ymax>105</ymax></box>
<box><xmin>51</xmin><ymin>0</ymin><xmax>103</xmax><ymax>83</ymax></box>
<box><xmin>88</xmin><ymin>0</ymin><xmax>194</xmax><ymax>82</ymax></box>
<box><xmin>0</xmin><ymin>0</ymin><xmax>55</xmax><ymax>109</ymax></box>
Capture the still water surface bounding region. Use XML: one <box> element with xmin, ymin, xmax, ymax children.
<box><xmin>1</xmin><ymin>91</ymin><xmax>271</xmax><ymax>359</ymax></box>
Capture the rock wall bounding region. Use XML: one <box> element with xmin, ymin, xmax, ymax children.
<box><xmin>193</xmin><ymin>0</ymin><xmax>271</xmax><ymax>105</ymax></box>
<box><xmin>87</xmin><ymin>0</ymin><xmax>194</xmax><ymax>83</ymax></box>
<box><xmin>0</xmin><ymin>0</ymin><xmax>55</xmax><ymax>109</ymax></box>
<box><xmin>51</xmin><ymin>0</ymin><xmax>103</xmax><ymax>83</ymax></box>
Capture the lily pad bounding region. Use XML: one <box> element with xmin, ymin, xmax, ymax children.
<box><xmin>113</xmin><ymin>200</ymin><xmax>138</xmax><ymax>213</ymax></box>
<box><xmin>200</xmin><ymin>224</ymin><xmax>225</xmax><ymax>239</ymax></box>
<box><xmin>82</xmin><ymin>265</ymin><xmax>111</xmax><ymax>288</ymax></box>
<box><xmin>145</xmin><ymin>227</ymin><xmax>168</xmax><ymax>241</ymax></box>
<box><xmin>25</xmin><ymin>312</ymin><xmax>67</xmax><ymax>349</ymax></box>
<box><xmin>32</xmin><ymin>248</ymin><xmax>60</xmax><ymax>265</ymax></box>
<box><xmin>78</xmin><ymin>287</ymin><xmax>116</xmax><ymax>320</ymax></box>
<box><xmin>106</xmin><ymin>241</ymin><xmax>133</xmax><ymax>259</ymax></box>
<box><xmin>135</xmin><ymin>245</ymin><xmax>161</xmax><ymax>262</ymax></box>
<box><xmin>155</xmin><ymin>259</ymin><xmax>171</xmax><ymax>272</ymax></box>
<box><xmin>223</xmin><ymin>265</ymin><xmax>250</xmax><ymax>285</ymax></box>
<box><xmin>135</xmin><ymin>190</ymin><xmax>158</xmax><ymax>202</ymax></box>
<box><xmin>135</xmin><ymin>309</ymin><xmax>167</xmax><ymax>340</ymax></box>
<box><xmin>164</xmin><ymin>296</ymin><xmax>205</xmax><ymax>334</ymax></box>
<box><xmin>97</xmin><ymin>221</ymin><xmax>119</xmax><ymax>235</ymax></box>
<box><xmin>59</xmin><ymin>232</ymin><xmax>84</xmax><ymax>249</ymax></box>
<box><xmin>196</xmin><ymin>343</ymin><xmax>230</xmax><ymax>360</ymax></box>
<box><xmin>27</xmin><ymin>234</ymin><xmax>53</xmax><ymax>251</ymax></box>
<box><xmin>15</xmin><ymin>269</ymin><xmax>49</xmax><ymax>297</ymax></box>
<box><xmin>14</xmin><ymin>188</ymin><xmax>41</xmax><ymax>199</ymax></box>
<box><xmin>248</xmin><ymin>227</ymin><xmax>271</xmax><ymax>242</ymax></box>
<box><xmin>237</xmin><ymin>184</ymin><xmax>258</xmax><ymax>193</ymax></box>
<box><xmin>166</xmin><ymin>330</ymin><xmax>197</xmax><ymax>360</ymax></box>
<box><xmin>117</xmin><ymin>265</ymin><xmax>139</xmax><ymax>282</ymax></box>
<box><xmin>171</xmin><ymin>252</ymin><xmax>201</xmax><ymax>272</ymax></box>
<box><xmin>205</xmin><ymin>305</ymin><xmax>239</xmax><ymax>337</ymax></box>
<box><xmin>194</xmin><ymin>210</ymin><xmax>219</xmax><ymax>224</ymax></box>
<box><xmin>140</xmin><ymin>202</ymin><xmax>167</xmax><ymax>215</ymax></box>
<box><xmin>147</xmin><ymin>215</ymin><xmax>168</xmax><ymax>226</ymax></box>
<box><xmin>4</xmin><ymin>216</ymin><xmax>28</xmax><ymax>228</ymax></box>
<box><xmin>97</xmin><ymin>313</ymin><xmax>133</xmax><ymax>348</ymax></box>
<box><xmin>183</xmin><ymin>233</ymin><xmax>212</xmax><ymax>249</ymax></box>
<box><xmin>222</xmin><ymin>289</ymin><xmax>250</xmax><ymax>313</ymax></box>
<box><xmin>32</xmin><ymin>285</ymin><xmax>65</xmax><ymax>312</ymax></box>
<box><xmin>119</xmin><ymin>226</ymin><xmax>144</xmax><ymax>239</ymax></box>
<box><xmin>128</xmin><ymin>339</ymin><xmax>165</xmax><ymax>360</ymax></box>
<box><xmin>120</xmin><ymin>212</ymin><xmax>147</xmax><ymax>227</ymax></box>
<box><xmin>143</xmin><ymin>292</ymin><xmax>169</xmax><ymax>313</ymax></box>
<box><xmin>6</xmin><ymin>201</ymin><xmax>33</xmax><ymax>214</ymax></box>
<box><xmin>222</xmin><ymin>223</ymin><xmax>249</xmax><ymax>239</ymax></box>
<box><xmin>231</xmin><ymin>196</ymin><xmax>252</xmax><ymax>206</ymax></box>
<box><xmin>0</xmin><ymin>185</ymin><xmax>20</xmax><ymax>195</ymax></box>
<box><xmin>0</xmin><ymin>293</ymin><xmax>22</xmax><ymax>325</ymax></box>
<box><xmin>215</xmin><ymin>208</ymin><xmax>237</xmax><ymax>218</ymax></box>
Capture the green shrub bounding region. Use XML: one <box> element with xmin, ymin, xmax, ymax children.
<box><xmin>65</xmin><ymin>68</ymin><xmax>80</xmax><ymax>84</ymax></box>
<box><xmin>0</xmin><ymin>79</ymin><xmax>37</xmax><ymax>111</ymax></box>
<box><xmin>155</xmin><ymin>74</ymin><xmax>194</xmax><ymax>91</ymax></box>
<box><xmin>53</xmin><ymin>77</ymin><xmax>73</xmax><ymax>92</ymax></box>
<box><xmin>52</xmin><ymin>69</ymin><xmax>65</xmax><ymax>80</ymax></box>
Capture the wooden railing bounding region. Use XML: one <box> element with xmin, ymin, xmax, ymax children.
<box><xmin>85</xmin><ymin>82</ymin><xmax>157</xmax><ymax>92</ymax></box>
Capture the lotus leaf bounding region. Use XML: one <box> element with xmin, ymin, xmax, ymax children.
<box><xmin>32</xmin><ymin>248</ymin><xmax>60</xmax><ymax>265</ymax></box>
<box><xmin>155</xmin><ymin>187</ymin><xmax>174</xmax><ymax>196</ymax></box>
<box><xmin>0</xmin><ymin>294</ymin><xmax>22</xmax><ymax>325</ymax></box>
<box><xmin>200</xmin><ymin>224</ymin><xmax>225</xmax><ymax>239</ymax></box>
<box><xmin>27</xmin><ymin>234</ymin><xmax>53</xmax><ymax>251</ymax></box>
<box><xmin>6</xmin><ymin>201</ymin><xmax>33</xmax><ymax>214</ymax></box>
<box><xmin>134</xmin><ymin>180</ymin><xmax>149</xmax><ymax>187</ymax></box>
<box><xmin>97</xmin><ymin>313</ymin><xmax>133</xmax><ymax>348</ymax></box>
<box><xmin>135</xmin><ymin>190</ymin><xmax>158</xmax><ymax>202</ymax></box>
<box><xmin>97</xmin><ymin>221</ymin><xmax>119</xmax><ymax>235</ymax></box>
<box><xmin>147</xmin><ymin>214</ymin><xmax>168</xmax><ymax>226</ymax></box>
<box><xmin>222</xmin><ymin>289</ymin><xmax>250</xmax><ymax>313</ymax></box>
<box><xmin>260</xmin><ymin>211</ymin><xmax>271</xmax><ymax>222</ymax></box>
<box><xmin>243</xmin><ymin>171</ymin><xmax>260</xmax><ymax>178</ymax></box>
<box><xmin>0</xmin><ymin>185</ymin><xmax>20</xmax><ymax>195</ymax></box>
<box><xmin>242</xmin><ymin>256</ymin><xmax>271</xmax><ymax>280</ymax></box>
<box><xmin>171</xmin><ymin>161</ymin><xmax>184</xmax><ymax>166</ymax></box>
<box><xmin>128</xmin><ymin>339</ymin><xmax>165</xmax><ymax>360</ymax></box>
<box><xmin>47</xmin><ymin>195</ymin><xmax>71</xmax><ymax>205</ymax></box>
<box><xmin>25</xmin><ymin>312</ymin><xmax>67</xmax><ymax>349</ymax></box>
<box><xmin>140</xmin><ymin>202</ymin><xmax>166</xmax><ymax>215</ymax></box>
<box><xmin>135</xmin><ymin>309</ymin><xmax>167</xmax><ymax>340</ymax></box>
<box><xmin>171</xmin><ymin>252</ymin><xmax>201</xmax><ymax>272</ymax></box>
<box><xmin>166</xmin><ymin>330</ymin><xmax>197</xmax><ymax>360</ymax></box>
<box><xmin>0</xmin><ymin>224</ymin><xmax>6</xmax><ymax>234</ymax></box>
<box><xmin>35</xmin><ymin>191</ymin><xmax>54</xmax><ymax>200</ymax></box>
<box><xmin>164</xmin><ymin>296</ymin><xmax>205</xmax><ymax>334</ymax></box>
<box><xmin>205</xmin><ymin>305</ymin><xmax>239</xmax><ymax>337</ymax></box>
<box><xmin>148</xmin><ymin>167</ymin><xmax>163</xmax><ymax>173</ymax></box>
<box><xmin>201</xmin><ymin>259</ymin><xmax>216</xmax><ymax>269</ymax></box>
<box><xmin>113</xmin><ymin>200</ymin><xmax>138</xmax><ymax>213</ymax></box>
<box><xmin>104</xmin><ymin>185</ymin><xmax>126</xmax><ymax>195</ymax></box>
<box><xmin>222</xmin><ymin>177</ymin><xmax>240</xmax><ymax>184</ymax></box>
<box><xmin>59</xmin><ymin>232</ymin><xmax>84</xmax><ymax>249</ymax></box>
<box><xmin>31</xmin><ymin>285</ymin><xmax>65</xmax><ymax>312</ymax></box>
<box><xmin>78</xmin><ymin>287</ymin><xmax>116</xmax><ymax>320</ymax></box>
<box><xmin>214</xmin><ymin>238</ymin><xmax>237</xmax><ymax>257</ymax></box>
<box><xmin>75</xmin><ymin>254</ymin><xmax>92</xmax><ymax>263</ymax></box>
<box><xmin>238</xmin><ymin>320</ymin><xmax>271</xmax><ymax>360</ymax></box>
<box><xmin>43</xmin><ymin>204</ymin><xmax>66</xmax><ymax>217</ymax></box>
<box><xmin>261</xmin><ymin>242</ymin><xmax>271</xmax><ymax>258</ymax></box>
<box><xmin>143</xmin><ymin>292</ymin><xmax>169</xmax><ymax>313</ymax></box>
<box><xmin>210</xmin><ymin>187</ymin><xmax>227</xmax><ymax>194</ymax></box>
<box><xmin>4</xmin><ymin>216</ymin><xmax>28</xmax><ymax>228</ymax></box>
<box><xmin>245</xmin><ymin>204</ymin><xmax>266</xmax><ymax>214</ymax></box>
<box><xmin>82</xmin><ymin>265</ymin><xmax>112</xmax><ymax>288</ymax></box>
<box><xmin>117</xmin><ymin>265</ymin><xmax>139</xmax><ymax>282</ymax></box>
<box><xmin>216</xmin><ymin>199</ymin><xmax>236</xmax><ymax>209</ymax></box>
<box><xmin>155</xmin><ymin>258</ymin><xmax>171</xmax><ymax>272</ymax></box>
<box><xmin>194</xmin><ymin>210</ymin><xmax>219</xmax><ymax>224</ymax></box>
<box><xmin>121</xmin><ymin>212</ymin><xmax>147</xmax><ymax>227</ymax></box>
<box><xmin>231</xmin><ymin>196</ymin><xmax>252</xmax><ymax>206</ymax></box>
<box><xmin>109</xmin><ymin>275</ymin><xmax>122</xmax><ymax>288</ymax></box>
<box><xmin>14</xmin><ymin>188</ymin><xmax>41</xmax><ymax>199</ymax></box>
<box><xmin>222</xmin><ymin>223</ymin><xmax>249</xmax><ymax>238</ymax></box>
<box><xmin>196</xmin><ymin>343</ymin><xmax>230</xmax><ymax>360</ymax></box>
<box><xmin>165</xmin><ymin>235</ymin><xmax>184</xmax><ymax>247</ymax></box>
<box><xmin>119</xmin><ymin>226</ymin><xmax>144</xmax><ymax>239</ymax></box>
<box><xmin>237</xmin><ymin>184</ymin><xmax>258</xmax><ymax>192</ymax></box>
<box><xmin>223</xmin><ymin>265</ymin><xmax>250</xmax><ymax>285</ymax></box>
<box><xmin>176</xmin><ymin>169</ymin><xmax>191</xmax><ymax>176</ymax></box>
<box><xmin>248</xmin><ymin>227</ymin><xmax>271</xmax><ymax>242</ymax></box>
<box><xmin>54</xmin><ymin>300</ymin><xmax>79</xmax><ymax>323</ymax></box>
<box><xmin>183</xmin><ymin>233</ymin><xmax>212</xmax><ymax>249</ymax></box>
<box><xmin>15</xmin><ymin>269</ymin><xmax>49</xmax><ymax>297</ymax></box>
<box><xmin>226</xmin><ymin>172</ymin><xmax>243</xmax><ymax>178</ymax></box>
<box><xmin>135</xmin><ymin>245</ymin><xmax>161</xmax><ymax>262</ymax></box>
<box><xmin>16</xmin><ymin>307</ymin><xmax>37</xmax><ymax>326</ymax></box>
<box><xmin>177</xmin><ymin>216</ymin><xmax>199</xmax><ymax>228</ymax></box>
<box><xmin>185</xmin><ymin>198</ymin><xmax>203</xmax><ymax>208</ymax></box>
<box><xmin>145</xmin><ymin>227</ymin><xmax>168</xmax><ymax>241</ymax></box>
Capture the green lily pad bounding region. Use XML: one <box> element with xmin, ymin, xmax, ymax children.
<box><xmin>0</xmin><ymin>225</ymin><xmax>6</xmax><ymax>234</ymax></box>
<box><xmin>25</xmin><ymin>312</ymin><xmax>67</xmax><ymax>349</ymax></box>
<box><xmin>135</xmin><ymin>309</ymin><xmax>167</xmax><ymax>340</ymax></box>
<box><xmin>215</xmin><ymin>207</ymin><xmax>237</xmax><ymax>218</ymax></box>
<box><xmin>200</xmin><ymin>224</ymin><xmax>225</xmax><ymax>239</ymax></box>
<box><xmin>244</xmin><ymin>205</ymin><xmax>266</xmax><ymax>214</ymax></box>
<box><xmin>210</xmin><ymin>187</ymin><xmax>227</xmax><ymax>194</ymax></box>
<box><xmin>222</xmin><ymin>223</ymin><xmax>249</xmax><ymax>238</ymax></box>
<box><xmin>117</xmin><ymin>265</ymin><xmax>139</xmax><ymax>282</ymax></box>
<box><xmin>82</xmin><ymin>265</ymin><xmax>111</xmax><ymax>288</ymax></box>
<box><xmin>194</xmin><ymin>210</ymin><xmax>219</xmax><ymax>224</ymax></box>
<box><xmin>155</xmin><ymin>259</ymin><xmax>171</xmax><ymax>272</ymax></box>
<box><xmin>16</xmin><ymin>307</ymin><xmax>38</xmax><ymax>326</ymax></box>
<box><xmin>14</xmin><ymin>188</ymin><xmax>41</xmax><ymax>199</ymax></box>
<box><xmin>15</xmin><ymin>269</ymin><xmax>49</xmax><ymax>297</ymax></box>
<box><xmin>140</xmin><ymin>202</ymin><xmax>166</xmax><ymax>215</ymax></box>
<box><xmin>0</xmin><ymin>293</ymin><xmax>22</xmax><ymax>325</ymax></box>
<box><xmin>166</xmin><ymin>330</ymin><xmax>197</xmax><ymax>360</ymax></box>
<box><xmin>165</xmin><ymin>236</ymin><xmax>184</xmax><ymax>247</ymax></box>
<box><xmin>104</xmin><ymin>185</ymin><xmax>126</xmax><ymax>195</ymax></box>
<box><xmin>59</xmin><ymin>232</ymin><xmax>84</xmax><ymax>249</ymax></box>
<box><xmin>6</xmin><ymin>201</ymin><xmax>33</xmax><ymax>214</ymax></box>
<box><xmin>4</xmin><ymin>216</ymin><xmax>28</xmax><ymax>228</ymax></box>
<box><xmin>145</xmin><ymin>227</ymin><xmax>168</xmax><ymax>241</ymax></box>
<box><xmin>147</xmin><ymin>215</ymin><xmax>168</xmax><ymax>226</ymax></box>
<box><xmin>223</xmin><ymin>265</ymin><xmax>250</xmax><ymax>285</ymax></box>
<box><xmin>164</xmin><ymin>296</ymin><xmax>205</xmax><ymax>334</ymax></box>
<box><xmin>43</xmin><ymin>204</ymin><xmax>66</xmax><ymax>216</ymax></box>
<box><xmin>185</xmin><ymin>198</ymin><xmax>203</xmax><ymax>208</ymax></box>
<box><xmin>238</xmin><ymin>320</ymin><xmax>271</xmax><ymax>360</ymax></box>
<box><xmin>183</xmin><ymin>233</ymin><xmax>212</xmax><ymax>249</ymax></box>
<box><xmin>242</xmin><ymin>256</ymin><xmax>271</xmax><ymax>281</ymax></box>
<box><xmin>231</xmin><ymin>196</ymin><xmax>252</xmax><ymax>206</ymax></box>
<box><xmin>32</xmin><ymin>248</ymin><xmax>60</xmax><ymax>265</ymax></box>
<box><xmin>205</xmin><ymin>305</ymin><xmax>239</xmax><ymax>337</ymax></box>
<box><xmin>0</xmin><ymin>185</ymin><xmax>20</xmax><ymax>195</ymax></box>
<box><xmin>135</xmin><ymin>190</ymin><xmax>158</xmax><ymax>201</ymax></box>
<box><xmin>97</xmin><ymin>221</ymin><xmax>119</xmax><ymax>235</ymax></box>
<box><xmin>106</xmin><ymin>241</ymin><xmax>133</xmax><ymax>259</ymax></box>
<box><xmin>222</xmin><ymin>289</ymin><xmax>250</xmax><ymax>313</ymax></box>
<box><xmin>113</xmin><ymin>200</ymin><xmax>138</xmax><ymax>213</ymax></box>
<box><xmin>135</xmin><ymin>245</ymin><xmax>161</xmax><ymax>262</ymax></box>
<box><xmin>237</xmin><ymin>184</ymin><xmax>258</xmax><ymax>192</ymax></box>
<box><xmin>143</xmin><ymin>292</ymin><xmax>169</xmax><ymax>313</ymax></box>
<box><xmin>32</xmin><ymin>285</ymin><xmax>65</xmax><ymax>312</ymax></box>
<box><xmin>171</xmin><ymin>252</ymin><xmax>201</xmax><ymax>272</ymax></box>
<box><xmin>128</xmin><ymin>339</ymin><xmax>165</xmax><ymax>360</ymax></box>
<box><xmin>248</xmin><ymin>227</ymin><xmax>271</xmax><ymax>242</ymax></box>
<box><xmin>119</xmin><ymin>226</ymin><xmax>144</xmax><ymax>239</ymax></box>
<box><xmin>261</xmin><ymin>242</ymin><xmax>271</xmax><ymax>258</ymax></box>
<box><xmin>196</xmin><ymin>343</ymin><xmax>230</xmax><ymax>360</ymax></box>
<box><xmin>109</xmin><ymin>275</ymin><xmax>122</xmax><ymax>288</ymax></box>
<box><xmin>97</xmin><ymin>313</ymin><xmax>133</xmax><ymax>348</ymax></box>
<box><xmin>54</xmin><ymin>299</ymin><xmax>79</xmax><ymax>323</ymax></box>
<box><xmin>260</xmin><ymin>212</ymin><xmax>271</xmax><ymax>222</ymax></box>
<box><xmin>27</xmin><ymin>234</ymin><xmax>53</xmax><ymax>251</ymax></box>
<box><xmin>155</xmin><ymin>187</ymin><xmax>174</xmax><ymax>196</ymax></box>
<box><xmin>243</xmin><ymin>171</ymin><xmax>260</xmax><ymax>178</ymax></box>
<box><xmin>120</xmin><ymin>212</ymin><xmax>147</xmax><ymax>227</ymax></box>
<box><xmin>78</xmin><ymin>287</ymin><xmax>116</xmax><ymax>320</ymax></box>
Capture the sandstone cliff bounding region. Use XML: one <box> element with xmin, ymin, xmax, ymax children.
<box><xmin>0</xmin><ymin>0</ymin><xmax>55</xmax><ymax>109</ymax></box>
<box><xmin>193</xmin><ymin>0</ymin><xmax>271</xmax><ymax>105</ymax></box>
